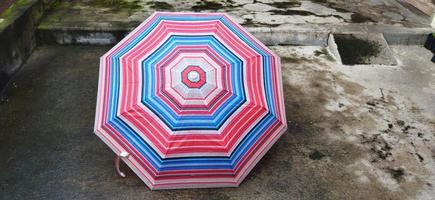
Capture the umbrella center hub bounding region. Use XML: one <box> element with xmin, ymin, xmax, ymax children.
<box><xmin>187</xmin><ymin>71</ymin><xmax>200</xmax><ymax>82</ymax></box>
<box><xmin>181</xmin><ymin>66</ymin><xmax>206</xmax><ymax>88</ymax></box>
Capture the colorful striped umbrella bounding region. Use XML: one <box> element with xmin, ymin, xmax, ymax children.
<box><xmin>94</xmin><ymin>12</ymin><xmax>287</xmax><ymax>190</ymax></box>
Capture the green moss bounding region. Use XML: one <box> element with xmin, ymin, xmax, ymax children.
<box><xmin>49</xmin><ymin>0</ymin><xmax>64</xmax><ymax>10</ymax></box>
<box><xmin>84</xmin><ymin>0</ymin><xmax>142</xmax><ymax>11</ymax></box>
<box><xmin>1</xmin><ymin>0</ymin><xmax>29</xmax><ymax>18</ymax></box>
<box><xmin>0</xmin><ymin>0</ymin><xmax>30</xmax><ymax>30</ymax></box>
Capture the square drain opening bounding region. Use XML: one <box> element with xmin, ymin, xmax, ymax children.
<box><xmin>329</xmin><ymin>33</ymin><xmax>397</xmax><ymax>66</ymax></box>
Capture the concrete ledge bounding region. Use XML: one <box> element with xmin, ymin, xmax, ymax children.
<box><xmin>0</xmin><ymin>0</ymin><xmax>56</xmax><ymax>92</ymax></box>
<box><xmin>37</xmin><ymin>29</ymin><xmax>127</xmax><ymax>45</ymax></box>
<box><xmin>247</xmin><ymin>25</ymin><xmax>330</xmax><ymax>46</ymax></box>
<box><xmin>37</xmin><ymin>23</ymin><xmax>434</xmax><ymax>47</ymax></box>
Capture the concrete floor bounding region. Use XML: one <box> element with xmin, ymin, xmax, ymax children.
<box><xmin>39</xmin><ymin>0</ymin><xmax>431</xmax><ymax>30</ymax></box>
<box><xmin>0</xmin><ymin>45</ymin><xmax>434</xmax><ymax>199</ymax></box>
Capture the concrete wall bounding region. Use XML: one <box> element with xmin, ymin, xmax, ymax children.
<box><xmin>0</xmin><ymin>0</ymin><xmax>56</xmax><ymax>93</ymax></box>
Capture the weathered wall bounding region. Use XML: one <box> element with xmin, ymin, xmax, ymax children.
<box><xmin>0</xmin><ymin>0</ymin><xmax>56</xmax><ymax>93</ymax></box>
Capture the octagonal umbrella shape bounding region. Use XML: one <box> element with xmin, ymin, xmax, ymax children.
<box><xmin>94</xmin><ymin>12</ymin><xmax>287</xmax><ymax>190</ymax></box>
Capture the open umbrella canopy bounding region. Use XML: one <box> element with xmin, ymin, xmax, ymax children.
<box><xmin>94</xmin><ymin>12</ymin><xmax>287</xmax><ymax>190</ymax></box>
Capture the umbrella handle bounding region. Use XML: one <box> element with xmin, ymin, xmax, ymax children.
<box><xmin>115</xmin><ymin>151</ymin><xmax>130</xmax><ymax>178</ymax></box>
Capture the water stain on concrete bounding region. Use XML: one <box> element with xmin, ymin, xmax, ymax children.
<box><xmin>388</xmin><ymin>167</ymin><xmax>406</xmax><ymax>182</ymax></box>
<box><xmin>309</xmin><ymin>150</ymin><xmax>326</xmax><ymax>160</ymax></box>
<box><xmin>191</xmin><ymin>1</ymin><xmax>223</xmax><ymax>11</ymax></box>
<box><xmin>351</xmin><ymin>13</ymin><xmax>375</xmax><ymax>23</ymax></box>
<box><xmin>146</xmin><ymin>1</ymin><xmax>173</xmax><ymax>11</ymax></box>
<box><xmin>267</xmin><ymin>1</ymin><xmax>300</xmax><ymax>9</ymax></box>
<box><xmin>84</xmin><ymin>0</ymin><xmax>142</xmax><ymax>11</ymax></box>
<box><xmin>270</xmin><ymin>9</ymin><xmax>317</xmax><ymax>16</ymax></box>
<box><xmin>269</xmin><ymin>8</ymin><xmax>344</xmax><ymax>21</ymax></box>
<box><xmin>273</xmin><ymin>45</ymin><xmax>435</xmax><ymax>199</ymax></box>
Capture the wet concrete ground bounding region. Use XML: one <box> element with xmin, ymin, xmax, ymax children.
<box><xmin>0</xmin><ymin>45</ymin><xmax>434</xmax><ymax>199</ymax></box>
<box><xmin>38</xmin><ymin>0</ymin><xmax>432</xmax><ymax>33</ymax></box>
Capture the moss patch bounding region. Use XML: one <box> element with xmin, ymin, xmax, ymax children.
<box><xmin>0</xmin><ymin>0</ymin><xmax>30</xmax><ymax>30</ymax></box>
